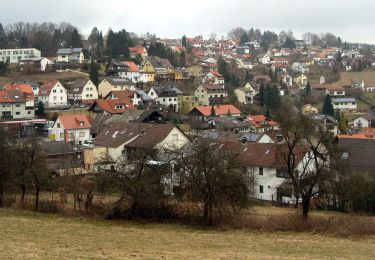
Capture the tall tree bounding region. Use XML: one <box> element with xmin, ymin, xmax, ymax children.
<box><xmin>0</xmin><ymin>23</ymin><xmax>6</xmax><ymax>48</ymax></box>
<box><xmin>322</xmin><ymin>94</ymin><xmax>335</xmax><ymax>117</ymax></box>
<box><xmin>70</xmin><ymin>28</ymin><xmax>82</xmax><ymax>47</ymax></box>
<box><xmin>89</xmin><ymin>60</ymin><xmax>99</xmax><ymax>86</ymax></box>
<box><xmin>240</xmin><ymin>32</ymin><xmax>249</xmax><ymax>44</ymax></box>
<box><xmin>181</xmin><ymin>35</ymin><xmax>187</xmax><ymax>48</ymax></box>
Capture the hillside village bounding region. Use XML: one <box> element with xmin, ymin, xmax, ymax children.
<box><xmin>1</xmin><ymin>23</ymin><xmax>375</xmax><ymax>222</ymax></box>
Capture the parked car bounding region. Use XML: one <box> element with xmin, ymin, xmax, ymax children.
<box><xmin>82</xmin><ymin>140</ymin><xmax>94</xmax><ymax>147</ymax></box>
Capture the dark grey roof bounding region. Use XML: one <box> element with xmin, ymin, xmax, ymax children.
<box><xmin>103</xmin><ymin>109</ymin><xmax>165</xmax><ymax>124</ymax></box>
<box><xmin>104</xmin><ymin>77</ymin><xmax>134</xmax><ymax>86</ymax></box>
<box><xmin>91</xmin><ymin>113</ymin><xmax>112</xmax><ymax>135</ymax></box>
<box><xmin>337</xmin><ymin>138</ymin><xmax>375</xmax><ymax>172</ymax></box>
<box><xmin>41</xmin><ymin>141</ymin><xmax>79</xmax><ymax>155</ymax></box>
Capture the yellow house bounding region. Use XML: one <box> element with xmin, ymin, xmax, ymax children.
<box><xmin>302</xmin><ymin>104</ymin><xmax>320</xmax><ymax>115</ymax></box>
<box><xmin>178</xmin><ymin>95</ymin><xmax>204</xmax><ymax>114</ymax></box>
<box><xmin>141</xmin><ymin>59</ymin><xmax>155</xmax><ymax>73</ymax></box>
<box><xmin>98</xmin><ymin>77</ymin><xmax>136</xmax><ymax>97</ymax></box>
<box><xmin>293</xmin><ymin>73</ymin><xmax>308</xmax><ymax>86</ymax></box>
<box><xmin>174</xmin><ymin>70</ymin><xmax>183</xmax><ymax>80</ymax></box>
<box><xmin>186</xmin><ymin>64</ymin><xmax>203</xmax><ymax>79</ymax></box>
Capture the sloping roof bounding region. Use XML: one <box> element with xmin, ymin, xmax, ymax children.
<box><xmin>192</xmin><ymin>105</ymin><xmax>241</xmax><ymax>116</ymax></box>
<box><xmin>67</xmin><ymin>78</ymin><xmax>91</xmax><ymax>94</ymax></box>
<box><xmin>103</xmin><ymin>77</ymin><xmax>134</xmax><ymax>86</ymax></box>
<box><xmin>94</xmin><ymin>122</ymin><xmax>177</xmax><ymax>148</ymax></box>
<box><xmin>209</xmin><ymin>70</ymin><xmax>224</xmax><ymax>78</ymax></box>
<box><xmin>105</xmin><ymin>90</ymin><xmax>135</xmax><ymax>100</ymax></box>
<box><xmin>332</xmin><ymin>98</ymin><xmax>357</xmax><ymax>103</ymax></box>
<box><xmin>247</xmin><ymin>115</ymin><xmax>278</xmax><ymax>128</ymax></box>
<box><xmin>337</xmin><ymin>138</ymin><xmax>375</xmax><ymax>171</ymax></box>
<box><xmin>0</xmin><ymin>90</ymin><xmax>26</xmax><ymax>103</ymax></box>
<box><xmin>121</xmin><ymin>61</ymin><xmax>139</xmax><ymax>72</ymax></box>
<box><xmin>89</xmin><ymin>99</ymin><xmax>135</xmax><ymax>114</ymax></box>
<box><xmin>39</xmin><ymin>80</ymin><xmax>60</xmax><ymax>96</ymax></box>
<box><xmin>135</xmin><ymin>90</ymin><xmax>153</xmax><ymax>101</ymax></box>
<box><xmin>41</xmin><ymin>141</ymin><xmax>79</xmax><ymax>155</ymax></box>
<box><xmin>59</xmin><ymin>115</ymin><xmax>92</xmax><ymax>130</ymax></box>
<box><xmin>57</xmin><ymin>48</ymin><xmax>82</xmax><ymax>55</ymax></box>
<box><xmin>4</xmin><ymin>83</ymin><xmax>34</xmax><ymax>101</ymax></box>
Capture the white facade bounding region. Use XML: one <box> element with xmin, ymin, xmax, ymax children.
<box><xmin>0</xmin><ymin>48</ymin><xmax>41</xmax><ymax>63</ymax></box>
<box><xmin>118</xmin><ymin>71</ymin><xmax>141</xmax><ymax>83</ymax></box>
<box><xmin>353</xmin><ymin>116</ymin><xmax>372</xmax><ymax>128</ymax></box>
<box><xmin>39</xmin><ymin>82</ymin><xmax>68</xmax><ymax>108</ymax></box>
<box><xmin>202</xmin><ymin>72</ymin><xmax>224</xmax><ymax>84</ymax></box>
<box><xmin>52</xmin><ymin>118</ymin><xmax>91</xmax><ymax>144</ymax></box>
<box><xmin>156</xmin><ymin>96</ymin><xmax>179</xmax><ymax>110</ymax></box>
<box><xmin>332</xmin><ymin>98</ymin><xmax>357</xmax><ymax>112</ymax></box>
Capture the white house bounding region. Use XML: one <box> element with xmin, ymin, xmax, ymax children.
<box><xmin>331</xmin><ymin>98</ymin><xmax>357</xmax><ymax>113</ymax></box>
<box><xmin>52</xmin><ymin>114</ymin><xmax>92</xmax><ymax>145</ymax></box>
<box><xmin>352</xmin><ymin>114</ymin><xmax>374</xmax><ymax>129</ymax></box>
<box><xmin>56</xmin><ymin>48</ymin><xmax>85</xmax><ymax>63</ymax></box>
<box><xmin>67</xmin><ymin>78</ymin><xmax>98</xmax><ymax>103</ymax></box>
<box><xmin>202</xmin><ymin>71</ymin><xmax>225</xmax><ymax>85</ymax></box>
<box><xmin>18</xmin><ymin>57</ymin><xmax>54</xmax><ymax>72</ymax></box>
<box><xmin>38</xmin><ymin>80</ymin><xmax>68</xmax><ymax>108</ymax></box>
<box><xmin>281</xmin><ymin>74</ymin><xmax>293</xmax><ymax>86</ymax></box>
<box><xmin>258</xmin><ymin>54</ymin><xmax>271</xmax><ymax>65</ymax></box>
<box><xmin>234</xmin><ymin>83</ymin><xmax>257</xmax><ymax>105</ymax></box>
<box><xmin>0</xmin><ymin>48</ymin><xmax>41</xmax><ymax>63</ymax></box>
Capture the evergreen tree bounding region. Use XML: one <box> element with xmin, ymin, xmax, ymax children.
<box><xmin>179</xmin><ymin>51</ymin><xmax>186</xmax><ymax>68</ymax></box>
<box><xmin>70</xmin><ymin>28</ymin><xmax>82</xmax><ymax>47</ymax></box>
<box><xmin>322</xmin><ymin>94</ymin><xmax>335</xmax><ymax>117</ymax></box>
<box><xmin>36</xmin><ymin>101</ymin><xmax>45</xmax><ymax>116</ymax></box>
<box><xmin>264</xmin><ymin>85</ymin><xmax>281</xmax><ymax>110</ymax></box>
<box><xmin>210</xmin><ymin>105</ymin><xmax>216</xmax><ymax>116</ymax></box>
<box><xmin>89</xmin><ymin>60</ymin><xmax>99</xmax><ymax>86</ymax></box>
<box><xmin>182</xmin><ymin>35</ymin><xmax>187</xmax><ymax>48</ymax></box>
<box><xmin>244</xmin><ymin>70</ymin><xmax>251</xmax><ymax>82</ymax></box>
<box><xmin>283</xmin><ymin>37</ymin><xmax>296</xmax><ymax>49</ymax></box>
<box><xmin>339</xmin><ymin>112</ymin><xmax>348</xmax><ymax>134</ymax></box>
<box><xmin>0</xmin><ymin>23</ymin><xmax>7</xmax><ymax>48</ymax></box>
<box><xmin>305</xmin><ymin>82</ymin><xmax>311</xmax><ymax>96</ymax></box>
<box><xmin>334</xmin><ymin>109</ymin><xmax>341</xmax><ymax>122</ymax></box>
<box><xmin>258</xmin><ymin>83</ymin><xmax>266</xmax><ymax>106</ymax></box>
<box><xmin>0</xmin><ymin>61</ymin><xmax>9</xmax><ymax>75</ymax></box>
<box><xmin>240</xmin><ymin>32</ymin><xmax>249</xmax><ymax>44</ymax></box>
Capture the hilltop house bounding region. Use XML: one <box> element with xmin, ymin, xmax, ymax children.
<box><xmin>194</xmin><ymin>84</ymin><xmax>228</xmax><ymax>106</ymax></box>
<box><xmin>18</xmin><ymin>57</ymin><xmax>54</xmax><ymax>72</ymax></box>
<box><xmin>234</xmin><ymin>82</ymin><xmax>257</xmax><ymax>105</ymax></box>
<box><xmin>201</xmin><ymin>71</ymin><xmax>225</xmax><ymax>84</ymax></box>
<box><xmin>106</xmin><ymin>61</ymin><xmax>140</xmax><ymax>83</ymax></box>
<box><xmin>129</xmin><ymin>46</ymin><xmax>148</xmax><ymax>59</ymax></box>
<box><xmin>331</xmin><ymin>98</ymin><xmax>357</xmax><ymax>113</ymax></box>
<box><xmin>0</xmin><ymin>48</ymin><xmax>41</xmax><ymax>63</ymax></box>
<box><xmin>38</xmin><ymin>80</ymin><xmax>68</xmax><ymax>108</ymax></box>
<box><xmin>56</xmin><ymin>48</ymin><xmax>84</xmax><ymax>63</ymax></box>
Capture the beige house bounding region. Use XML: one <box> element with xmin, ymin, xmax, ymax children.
<box><xmin>293</xmin><ymin>73</ymin><xmax>308</xmax><ymax>87</ymax></box>
<box><xmin>83</xmin><ymin>122</ymin><xmax>189</xmax><ymax>171</ymax></box>
<box><xmin>302</xmin><ymin>104</ymin><xmax>320</xmax><ymax>115</ymax></box>
<box><xmin>98</xmin><ymin>77</ymin><xmax>135</xmax><ymax>98</ymax></box>
<box><xmin>194</xmin><ymin>84</ymin><xmax>227</xmax><ymax>106</ymax></box>
<box><xmin>178</xmin><ymin>94</ymin><xmax>204</xmax><ymax>114</ymax></box>
<box><xmin>0</xmin><ymin>90</ymin><xmax>34</xmax><ymax>119</ymax></box>
<box><xmin>67</xmin><ymin>78</ymin><xmax>98</xmax><ymax>103</ymax></box>
<box><xmin>234</xmin><ymin>83</ymin><xmax>257</xmax><ymax>105</ymax></box>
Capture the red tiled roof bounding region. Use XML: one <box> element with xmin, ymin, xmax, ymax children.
<box><xmin>59</xmin><ymin>114</ymin><xmax>92</xmax><ymax>130</ymax></box>
<box><xmin>194</xmin><ymin>105</ymin><xmax>241</xmax><ymax>116</ymax></box>
<box><xmin>105</xmin><ymin>90</ymin><xmax>135</xmax><ymax>100</ymax></box>
<box><xmin>0</xmin><ymin>90</ymin><xmax>26</xmax><ymax>103</ymax></box>
<box><xmin>129</xmin><ymin>47</ymin><xmax>146</xmax><ymax>56</ymax></box>
<box><xmin>39</xmin><ymin>80</ymin><xmax>60</xmax><ymax>96</ymax></box>
<box><xmin>4</xmin><ymin>83</ymin><xmax>34</xmax><ymax>101</ymax></box>
<box><xmin>121</xmin><ymin>61</ymin><xmax>139</xmax><ymax>72</ymax></box>
<box><xmin>248</xmin><ymin>115</ymin><xmax>278</xmax><ymax>128</ymax></box>
<box><xmin>209</xmin><ymin>70</ymin><xmax>224</xmax><ymax>78</ymax></box>
<box><xmin>91</xmin><ymin>98</ymin><xmax>135</xmax><ymax>114</ymax></box>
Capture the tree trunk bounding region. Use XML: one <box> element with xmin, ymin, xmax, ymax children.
<box><xmin>294</xmin><ymin>195</ymin><xmax>299</xmax><ymax>209</ymax></box>
<box><xmin>302</xmin><ymin>196</ymin><xmax>310</xmax><ymax>220</ymax></box>
<box><xmin>21</xmin><ymin>184</ymin><xmax>26</xmax><ymax>205</ymax></box>
<box><xmin>130</xmin><ymin>201</ymin><xmax>138</xmax><ymax>217</ymax></box>
<box><xmin>0</xmin><ymin>181</ymin><xmax>4</xmax><ymax>208</ymax></box>
<box><xmin>203</xmin><ymin>202</ymin><xmax>209</xmax><ymax>223</ymax></box>
<box><xmin>35</xmin><ymin>186</ymin><xmax>40</xmax><ymax>211</ymax></box>
<box><xmin>208</xmin><ymin>202</ymin><xmax>213</xmax><ymax>226</ymax></box>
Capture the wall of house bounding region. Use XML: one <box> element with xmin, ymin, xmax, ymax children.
<box><xmin>0</xmin><ymin>48</ymin><xmax>41</xmax><ymax>63</ymax></box>
<box><xmin>45</xmin><ymin>83</ymin><xmax>67</xmax><ymax>108</ymax></box>
<box><xmin>156</xmin><ymin>96</ymin><xmax>179</xmax><ymax>110</ymax></box>
<box><xmin>194</xmin><ymin>85</ymin><xmax>209</xmax><ymax>106</ymax></box>
<box><xmin>81</xmin><ymin>80</ymin><xmax>99</xmax><ymax>101</ymax></box>
<box><xmin>156</xmin><ymin>127</ymin><xmax>190</xmax><ymax>151</ymax></box>
<box><xmin>0</xmin><ymin>102</ymin><xmax>32</xmax><ymax>119</ymax></box>
<box><xmin>353</xmin><ymin>117</ymin><xmax>370</xmax><ymax>128</ymax></box>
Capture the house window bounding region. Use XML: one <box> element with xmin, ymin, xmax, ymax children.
<box><xmin>60</xmin><ymin>96</ymin><xmax>63</xmax><ymax>100</ymax></box>
<box><xmin>259</xmin><ymin>167</ymin><xmax>263</xmax><ymax>175</ymax></box>
<box><xmin>15</xmin><ymin>104</ymin><xmax>20</xmax><ymax>107</ymax></box>
<box><xmin>15</xmin><ymin>112</ymin><xmax>20</xmax><ymax>115</ymax></box>
<box><xmin>276</xmin><ymin>169</ymin><xmax>288</xmax><ymax>178</ymax></box>
<box><xmin>259</xmin><ymin>185</ymin><xmax>263</xmax><ymax>194</ymax></box>
<box><xmin>60</xmin><ymin>133</ymin><xmax>64</xmax><ymax>139</ymax></box>
<box><xmin>172</xmin><ymin>134</ymin><xmax>178</xmax><ymax>141</ymax></box>
<box><xmin>79</xmin><ymin>132</ymin><xmax>85</xmax><ymax>137</ymax></box>
<box><xmin>53</xmin><ymin>90</ymin><xmax>57</xmax><ymax>93</ymax></box>
<box><xmin>57</xmin><ymin>123</ymin><xmax>60</xmax><ymax>128</ymax></box>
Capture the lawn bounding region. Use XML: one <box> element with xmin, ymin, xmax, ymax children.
<box><xmin>0</xmin><ymin>208</ymin><xmax>375</xmax><ymax>259</ymax></box>
<box><xmin>338</xmin><ymin>70</ymin><xmax>375</xmax><ymax>86</ymax></box>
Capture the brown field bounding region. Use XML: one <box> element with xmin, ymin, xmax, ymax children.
<box><xmin>338</xmin><ymin>70</ymin><xmax>375</xmax><ymax>86</ymax></box>
<box><xmin>1</xmin><ymin>207</ymin><xmax>375</xmax><ymax>259</ymax></box>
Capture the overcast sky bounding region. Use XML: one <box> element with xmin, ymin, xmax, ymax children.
<box><xmin>1</xmin><ymin>0</ymin><xmax>374</xmax><ymax>43</ymax></box>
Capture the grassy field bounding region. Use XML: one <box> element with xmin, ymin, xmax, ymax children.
<box><xmin>0</xmin><ymin>208</ymin><xmax>375</xmax><ymax>259</ymax></box>
<box><xmin>338</xmin><ymin>70</ymin><xmax>375</xmax><ymax>86</ymax></box>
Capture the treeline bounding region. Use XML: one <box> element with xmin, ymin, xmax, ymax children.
<box><xmin>0</xmin><ymin>22</ymin><xmax>82</xmax><ymax>56</ymax></box>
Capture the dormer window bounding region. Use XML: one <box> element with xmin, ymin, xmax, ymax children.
<box><xmin>79</xmin><ymin>121</ymin><xmax>84</xmax><ymax>127</ymax></box>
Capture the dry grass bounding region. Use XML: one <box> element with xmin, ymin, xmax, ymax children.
<box><xmin>0</xmin><ymin>71</ymin><xmax>87</xmax><ymax>85</ymax></box>
<box><xmin>338</xmin><ymin>70</ymin><xmax>375</xmax><ymax>86</ymax></box>
<box><xmin>1</xmin><ymin>208</ymin><xmax>375</xmax><ymax>259</ymax></box>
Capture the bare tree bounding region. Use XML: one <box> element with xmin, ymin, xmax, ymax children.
<box><xmin>0</xmin><ymin>126</ymin><xmax>15</xmax><ymax>207</ymax></box>
<box><xmin>277</xmin><ymin>110</ymin><xmax>333</xmax><ymax>219</ymax></box>
<box><xmin>175</xmin><ymin>138</ymin><xmax>252</xmax><ymax>226</ymax></box>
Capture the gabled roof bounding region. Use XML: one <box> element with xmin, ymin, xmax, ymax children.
<box><xmin>58</xmin><ymin>115</ymin><xmax>92</xmax><ymax>130</ymax></box>
<box><xmin>103</xmin><ymin>77</ymin><xmax>134</xmax><ymax>86</ymax></box>
<box><xmin>94</xmin><ymin>122</ymin><xmax>178</xmax><ymax>148</ymax></box>
<box><xmin>0</xmin><ymin>90</ymin><xmax>26</xmax><ymax>103</ymax></box>
<box><xmin>192</xmin><ymin>105</ymin><xmax>241</xmax><ymax>117</ymax></box>
<box><xmin>68</xmin><ymin>78</ymin><xmax>91</xmax><ymax>94</ymax></box>
<box><xmin>247</xmin><ymin>115</ymin><xmax>278</xmax><ymax>128</ymax></box>
<box><xmin>208</xmin><ymin>70</ymin><xmax>224</xmax><ymax>78</ymax></box>
<box><xmin>105</xmin><ymin>90</ymin><xmax>135</xmax><ymax>100</ymax></box>
<box><xmin>57</xmin><ymin>48</ymin><xmax>82</xmax><ymax>55</ymax></box>
<box><xmin>4</xmin><ymin>83</ymin><xmax>34</xmax><ymax>101</ymax></box>
<box><xmin>89</xmin><ymin>99</ymin><xmax>135</xmax><ymax>114</ymax></box>
<box><xmin>39</xmin><ymin>80</ymin><xmax>61</xmax><ymax>96</ymax></box>
<box><xmin>121</xmin><ymin>61</ymin><xmax>139</xmax><ymax>72</ymax></box>
<box><xmin>336</xmin><ymin>138</ymin><xmax>375</xmax><ymax>171</ymax></box>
